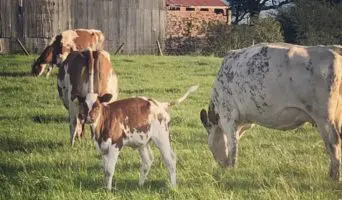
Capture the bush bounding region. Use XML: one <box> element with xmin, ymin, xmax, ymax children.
<box><xmin>277</xmin><ymin>0</ymin><xmax>342</xmax><ymax>45</ymax></box>
<box><xmin>202</xmin><ymin>18</ymin><xmax>284</xmax><ymax>56</ymax></box>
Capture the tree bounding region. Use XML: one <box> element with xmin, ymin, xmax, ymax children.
<box><xmin>276</xmin><ymin>0</ymin><xmax>342</xmax><ymax>45</ymax></box>
<box><xmin>227</xmin><ymin>0</ymin><xmax>292</xmax><ymax>24</ymax></box>
<box><xmin>203</xmin><ymin>18</ymin><xmax>284</xmax><ymax>56</ymax></box>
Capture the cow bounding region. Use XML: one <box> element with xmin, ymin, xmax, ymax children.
<box><xmin>32</xmin><ymin>29</ymin><xmax>105</xmax><ymax>77</ymax></box>
<box><xmin>200</xmin><ymin>43</ymin><xmax>342</xmax><ymax>182</ymax></box>
<box><xmin>57</xmin><ymin>49</ymin><xmax>118</xmax><ymax>145</ymax></box>
<box><xmin>74</xmin><ymin>85</ymin><xmax>198</xmax><ymax>191</ymax></box>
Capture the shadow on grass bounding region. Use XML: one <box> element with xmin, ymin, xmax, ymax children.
<box><xmin>74</xmin><ymin>173</ymin><xmax>167</xmax><ymax>192</ymax></box>
<box><xmin>0</xmin><ymin>136</ymin><xmax>64</xmax><ymax>153</ymax></box>
<box><xmin>32</xmin><ymin>114</ymin><xmax>68</xmax><ymax>124</ymax></box>
<box><xmin>0</xmin><ymin>71</ymin><xmax>30</xmax><ymax>77</ymax></box>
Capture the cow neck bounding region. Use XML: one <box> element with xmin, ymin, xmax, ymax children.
<box><xmin>37</xmin><ymin>45</ymin><xmax>54</xmax><ymax>65</ymax></box>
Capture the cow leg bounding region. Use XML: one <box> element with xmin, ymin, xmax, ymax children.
<box><xmin>69</xmin><ymin>102</ymin><xmax>83</xmax><ymax>145</ymax></box>
<box><xmin>220</xmin><ymin>117</ymin><xmax>238</xmax><ymax>167</ymax></box>
<box><xmin>138</xmin><ymin>144</ymin><xmax>154</xmax><ymax>186</ymax></box>
<box><xmin>152</xmin><ymin>122</ymin><xmax>176</xmax><ymax>187</ymax></box>
<box><xmin>46</xmin><ymin>64</ymin><xmax>54</xmax><ymax>77</ymax></box>
<box><xmin>103</xmin><ymin>144</ymin><xmax>120</xmax><ymax>191</ymax></box>
<box><xmin>315</xmin><ymin>120</ymin><xmax>341</xmax><ymax>181</ymax></box>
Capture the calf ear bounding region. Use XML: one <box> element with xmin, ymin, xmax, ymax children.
<box><xmin>200</xmin><ymin>109</ymin><xmax>209</xmax><ymax>127</ymax></box>
<box><xmin>98</xmin><ymin>93</ymin><xmax>113</xmax><ymax>103</ymax></box>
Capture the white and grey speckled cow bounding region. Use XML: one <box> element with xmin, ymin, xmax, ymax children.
<box><xmin>200</xmin><ymin>43</ymin><xmax>342</xmax><ymax>181</ymax></box>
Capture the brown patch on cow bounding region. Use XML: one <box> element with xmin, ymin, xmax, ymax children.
<box><xmin>75</xmin><ymin>30</ymin><xmax>98</xmax><ymax>50</ymax></box>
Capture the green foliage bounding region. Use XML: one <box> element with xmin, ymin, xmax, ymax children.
<box><xmin>226</xmin><ymin>0</ymin><xmax>291</xmax><ymax>24</ymax></box>
<box><xmin>277</xmin><ymin>0</ymin><xmax>342</xmax><ymax>45</ymax></box>
<box><xmin>203</xmin><ymin>18</ymin><xmax>284</xmax><ymax>56</ymax></box>
<box><xmin>0</xmin><ymin>55</ymin><xmax>342</xmax><ymax>199</ymax></box>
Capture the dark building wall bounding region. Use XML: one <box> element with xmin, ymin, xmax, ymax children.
<box><xmin>0</xmin><ymin>0</ymin><xmax>166</xmax><ymax>54</ymax></box>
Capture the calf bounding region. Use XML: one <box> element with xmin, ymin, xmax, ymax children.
<box><xmin>57</xmin><ymin>49</ymin><xmax>118</xmax><ymax>145</ymax></box>
<box><xmin>76</xmin><ymin>85</ymin><xmax>198</xmax><ymax>190</ymax></box>
<box><xmin>32</xmin><ymin>29</ymin><xmax>104</xmax><ymax>77</ymax></box>
<box><xmin>200</xmin><ymin>43</ymin><xmax>342</xmax><ymax>181</ymax></box>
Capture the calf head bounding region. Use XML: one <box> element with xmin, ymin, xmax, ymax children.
<box><xmin>76</xmin><ymin>93</ymin><xmax>112</xmax><ymax>124</ymax></box>
<box><xmin>200</xmin><ymin>103</ymin><xmax>229</xmax><ymax>167</ymax></box>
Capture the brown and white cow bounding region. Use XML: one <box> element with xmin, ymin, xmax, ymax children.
<box><xmin>200</xmin><ymin>43</ymin><xmax>342</xmax><ymax>181</ymax></box>
<box><xmin>32</xmin><ymin>29</ymin><xmax>105</xmax><ymax>77</ymax></box>
<box><xmin>57</xmin><ymin>49</ymin><xmax>118</xmax><ymax>145</ymax></box>
<box><xmin>75</xmin><ymin>85</ymin><xmax>198</xmax><ymax>191</ymax></box>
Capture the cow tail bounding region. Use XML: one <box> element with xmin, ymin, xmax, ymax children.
<box><xmin>95</xmin><ymin>51</ymin><xmax>101</xmax><ymax>94</ymax></box>
<box><xmin>88</xmin><ymin>48</ymin><xmax>94</xmax><ymax>93</ymax></box>
<box><xmin>167</xmin><ymin>85</ymin><xmax>199</xmax><ymax>108</ymax></box>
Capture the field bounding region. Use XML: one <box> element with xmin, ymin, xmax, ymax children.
<box><xmin>0</xmin><ymin>54</ymin><xmax>341</xmax><ymax>200</ymax></box>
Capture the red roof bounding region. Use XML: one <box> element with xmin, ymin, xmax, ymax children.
<box><xmin>166</xmin><ymin>0</ymin><xmax>227</xmax><ymax>7</ymax></box>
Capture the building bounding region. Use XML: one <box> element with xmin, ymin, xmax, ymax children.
<box><xmin>0</xmin><ymin>0</ymin><xmax>166</xmax><ymax>54</ymax></box>
<box><xmin>166</xmin><ymin>0</ymin><xmax>231</xmax><ymax>37</ymax></box>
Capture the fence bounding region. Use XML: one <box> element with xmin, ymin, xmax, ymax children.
<box><xmin>0</xmin><ymin>0</ymin><xmax>166</xmax><ymax>54</ymax></box>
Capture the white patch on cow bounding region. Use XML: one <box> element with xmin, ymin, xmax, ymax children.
<box><xmin>123</xmin><ymin>129</ymin><xmax>150</xmax><ymax>148</ymax></box>
<box><xmin>85</xmin><ymin>93</ymin><xmax>98</xmax><ymax>111</ymax></box>
<box><xmin>61</xmin><ymin>30</ymin><xmax>78</xmax><ymax>51</ymax></box>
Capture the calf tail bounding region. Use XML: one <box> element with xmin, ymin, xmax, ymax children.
<box><xmin>167</xmin><ymin>85</ymin><xmax>199</xmax><ymax>108</ymax></box>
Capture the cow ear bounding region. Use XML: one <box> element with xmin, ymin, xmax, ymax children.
<box><xmin>200</xmin><ymin>109</ymin><xmax>209</xmax><ymax>128</ymax></box>
<box><xmin>98</xmin><ymin>93</ymin><xmax>112</xmax><ymax>103</ymax></box>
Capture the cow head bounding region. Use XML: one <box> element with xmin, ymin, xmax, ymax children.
<box><xmin>31</xmin><ymin>59</ymin><xmax>47</xmax><ymax>76</ymax></box>
<box><xmin>200</xmin><ymin>103</ymin><xmax>229</xmax><ymax>167</ymax></box>
<box><xmin>76</xmin><ymin>93</ymin><xmax>112</xmax><ymax>124</ymax></box>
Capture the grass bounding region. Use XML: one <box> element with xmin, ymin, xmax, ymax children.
<box><xmin>0</xmin><ymin>54</ymin><xmax>341</xmax><ymax>200</ymax></box>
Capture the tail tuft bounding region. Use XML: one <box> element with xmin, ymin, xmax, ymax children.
<box><xmin>168</xmin><ymin>85</ymin><xmax>199</xmax><ymax>108</ymax></box>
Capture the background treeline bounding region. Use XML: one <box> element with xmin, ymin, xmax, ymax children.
<box><xmin>201</xmin><ymin>0</ymin><xmax>342</xmax><ymax>56</ymax></box>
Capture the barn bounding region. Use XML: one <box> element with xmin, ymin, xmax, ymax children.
<box><xmin>0</xmin><ymin>0</ymin><xmax>166</xmax><ymax>54</ymax></box>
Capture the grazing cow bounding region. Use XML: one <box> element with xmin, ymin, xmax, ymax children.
<box><xmin>57</xmin><ymin>49</ymin><xmax>118</xmax><ymax>145</ymax></box>
<box><xmin>32</xmin><ymin>29</ymin><xmax>105</xmax><ymax>77</ymax></box>
<box><xmin>75</xmin><ymin>85</ymin><xmax>198</xmax><ymax>191</ymax></box>
<box><xmin>200</xmin><ymin>43</ymin><xmax>342</xmax><ymax>181</ymax></box>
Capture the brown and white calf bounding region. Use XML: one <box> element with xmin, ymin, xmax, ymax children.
<box><xmin>57</xmin><ymin>49</ymin><xmax>118</xmax><ymax>145</ymax></box>
<box><xmin>32</xmin><ymin>29</ymin><xmax>105</xmax><ymax>77</ymax></box>
<box><xmin>75</xmin><ymin>85</ymin><xmax>198</xmax><ymax>191</ymax></box>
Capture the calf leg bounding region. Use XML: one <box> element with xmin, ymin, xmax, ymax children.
<box><xmin>315</xmin><ymin>119</ymin><xmax>341</xmax><ymax>181</ymax></box>
<box><xmin>152</xmin><ymin>122</ymin><xmax>176</xmax><ymax>187</ymax></box>
<box><xmin>138</xmin><ymin>144</ymin><xmax>154</xmax><ymax>186</ymax></box>
<box><xmin>103</xmin><ymin>144</ymin><xmax>120</xmax><ymax>191</ymax></box>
